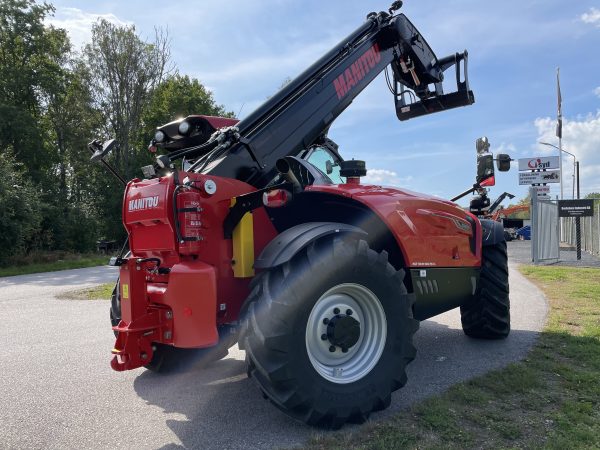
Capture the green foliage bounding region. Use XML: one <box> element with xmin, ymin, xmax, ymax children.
<box><xmin>0</xmin><ymin>1</ymin><xmax>233</xmax><ymax>263</ymax></box>
<box><xmin>83</xmin><ymin>19</ymin><xmax>172</xmax><ymax>179</ymax></box>
<box><xmin>142</xmin><ymin>74</ymin><xmax>233</xmax><ymax>132</ymax></box>
<box><xmin>0</xmin><ymin>152</ymin><xmax>43</xmax><ymax>263</ymax></box>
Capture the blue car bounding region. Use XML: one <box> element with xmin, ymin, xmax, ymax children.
<box><xmin>516</xmin><ymin>225</ymin><xmax>531</xmax><ymax>240</ymax></box>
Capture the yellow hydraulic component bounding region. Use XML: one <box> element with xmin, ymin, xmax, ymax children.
<box><xmin>231</xmin><ymin>198</ymin><xmax>255</xmax><ymax>278</ymax></box>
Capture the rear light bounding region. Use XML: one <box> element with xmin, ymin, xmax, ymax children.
<box><xmin>480</xmin><ymin>176</ymin><xmax>495</xmax><ymax>187</ymax></box>
<box><xmin>263</xmin><ymin>189</ymin><xmax>290</xmax><ymax>208</ymax></box>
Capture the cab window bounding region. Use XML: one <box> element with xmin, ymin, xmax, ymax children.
<box><xmin>306</xmin><ymin>147</ymin><xmax>344</xmax><ymax>184</ymax></box>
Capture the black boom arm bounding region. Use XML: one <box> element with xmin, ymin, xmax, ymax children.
<box><xmin>195</xmin><ymin>7</ymin><xmax>474</xmax><ymax>189</ymax></box>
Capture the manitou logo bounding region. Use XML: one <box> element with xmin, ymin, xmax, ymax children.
<box><xmin>528</xmin><ymin>158</ymin><xmax>550</xmax><ymax>169</ymax></box>
<box><xmin>128</xmin><ymin>196</ymin><xmax>159</xmax><ymax>212</ymax></box>
<box><xmin>333</xmin><ymin>43</ymin><xmax>382</xmax><ymax>100</ymax></box>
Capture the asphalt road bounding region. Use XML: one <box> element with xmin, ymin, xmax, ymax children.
<box><xmin>0</xmin><ymin>248</ymin><xmax>547</xmax><ymax>449</ymax></box>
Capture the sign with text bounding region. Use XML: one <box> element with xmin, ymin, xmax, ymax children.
<box><xmin>534</xmin><ymin>186</ymin><xmax>551</xmax><ymax>200</ymax></box>
<box><xmin>518</xmin><ymin>156</ymin><xmax>560</xmax><ymax>171</ymax></box>
<box><xmin>519</xmin><ymin>170</ymin><xmax>561</xmax><ymax>185</ymax></box>
<box><xmin>558</xmin><ymin>200</ymin><xmax>595</xmax><ymax>217</ymax></box>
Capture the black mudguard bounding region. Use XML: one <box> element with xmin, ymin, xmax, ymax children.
<box><xmin>254</xmin><ymin>222</ymin><xmax>367</xmax><ymax>269</ymax></box>
<box><xmin>480</xmin><ymin>219</ymin><xmax>505</xmax><ymax>247</ymax></box>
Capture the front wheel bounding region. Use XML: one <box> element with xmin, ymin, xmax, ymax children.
<box><xmin>460</xmin><ymin>241</ymin><xmax>510</xmax><ymax>339</ymax></box>
<box><xmin>243</xmin><ymin>237</ymin><xmax>418</xmax><ymax>428</ymax></box>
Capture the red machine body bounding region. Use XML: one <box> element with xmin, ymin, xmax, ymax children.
<box><xmin>307</xmin><ymin>184</ymin><xmax>482</xmax><ymax>268</ymax></box>
<box><xmin>112</xmin><ymin>169</ymin><xmax>482</xmax><ymax>371</ymax></box>
<box><xmin>111</xmin><ymin>173</ymin><xmax>277</xmax><ymax>370</ymax></box>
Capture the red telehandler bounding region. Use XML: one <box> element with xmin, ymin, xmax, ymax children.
<box><xmin>89</xmin><ymin>2</ymin><xmax>510</xmax><ymax>428</ymax></box>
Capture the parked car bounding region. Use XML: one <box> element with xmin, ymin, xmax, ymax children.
<box><xmin>504</xmin><ymin>228</ymin><xmax>518</xmax><ymax>241</ymax></box>
<box><xmin>517</xmin><ymin>225</ymin><xmax>531</xmax><ymax>240</ymax></box>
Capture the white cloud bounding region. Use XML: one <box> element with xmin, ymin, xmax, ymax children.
<box><xmin>495</xmin><ymin>142</ymin><xmax>517</xmax><ymax>154</ymax></box>
<box><xmin>362</xmin><ymin>169</ymin><xmax>412</xmax><ymax>187</ymax></box>
<box><xmin>581</xmin><ymin>7</ymin><xmax>600</xmax><ymax>27</ymax></box>
<box><xmin>534</xmin><ymin>112</ymin><xmax>600</xmax><ymax>196</ymax></box>
<box><xmin>594</xmin><ymin>87</ymin><xmax>600</xmax><ymax>98</ymax></box>
<box><xmin>46</xmin><ymin>8</ymin><xmax>132</xmax><ymax>50</ymax></box>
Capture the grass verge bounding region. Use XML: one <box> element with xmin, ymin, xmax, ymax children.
<box><xmin>58</xmin><ymin>283</ymin><xmax>114</xmax><ymax>301</ymax></box>
<box><xmin>304</xmin><ymin>266</ymin><xmax>600</xmax><ymax>450</ymax></box>
<box><xmin>0</xmin><ymin>253</ymin><xmax>108</xmax><ymax>277</ymax></box>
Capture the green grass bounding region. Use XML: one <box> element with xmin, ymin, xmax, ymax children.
<box><xmin>304</xmin><ymin>266</ymin><xmax>600</xmax><ymax>450</ymax></box>
<box><xmin>0</xmin><ymin>253</ymin><xmax>109</xmax><ymax>277</ymax></box>
<box><xmin>58</xmin><ymin>282</ymin><xmax>114</xmax><ymax>301</ymax></box>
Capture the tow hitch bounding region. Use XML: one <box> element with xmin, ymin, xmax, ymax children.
<box><xmin>110</xmin><ymin>258</ymin><xmax>173</xmax><ymax>371</ymax></box>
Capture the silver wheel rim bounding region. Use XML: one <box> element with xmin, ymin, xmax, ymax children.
<box><xmin>305</xmin><ymin>283</ymin><xmax>387</xmax><ymax>384</ymax></box>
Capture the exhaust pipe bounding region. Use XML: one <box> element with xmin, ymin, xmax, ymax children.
<box><xmin>276</xmin><ymin>158</ymin><xmax>302</xmax><ymax>193</ymax></box>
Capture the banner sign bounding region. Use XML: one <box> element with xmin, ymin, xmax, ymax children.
<box><xmin>518</xmin><ymin>156</ymin><xmax>560</xmax><ymax>171</ymax></box>
<box><xmin>558</xmin><ymin>200</ymin><xmax>595</xmax><ymax>217</ymax></box>
<box><xmin>518</xmin><ymin>170</ymin><xmax>560</xmax><ymax>185</ymax></box>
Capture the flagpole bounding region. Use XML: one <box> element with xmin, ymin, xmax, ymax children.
<box><xmin>557</xmin><ymin>67</ymin><xmax>564</xmax><ymax>200</ymax></box>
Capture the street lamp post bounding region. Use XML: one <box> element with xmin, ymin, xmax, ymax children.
<box><xmin>539</xmin><ymin>141</ymin><xmax>582</xmax><ymax>260</ymax></box>
<box><xmin>539</xmin><ymin>142</ymin><xmax>577</xmax><ymax>199</ymax></box>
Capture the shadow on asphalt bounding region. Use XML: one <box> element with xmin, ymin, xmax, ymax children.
<box><xmin>133</xmin><ymin>322</ymin><xmax>541</xmax><ymax>450</ymax></box>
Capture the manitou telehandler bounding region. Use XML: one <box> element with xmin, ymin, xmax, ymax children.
<box><xmin>90</xmin><ymin>2</ymin><xmax>511</xmax><ymax>428</ymax></box>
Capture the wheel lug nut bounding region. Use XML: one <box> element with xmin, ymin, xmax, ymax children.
<box><xmin>323</xmin><ymin>318</ymin><xmax>329</xmax><ymax>325</ymax></box>
<box><xmin>333</xmin><ymin>308</ymin><xmax>340</xmax><ymax>315</ymax></box>
<box><xmin>329</xmin><ymin>345</ymin><xmax>336</xmax><ymax>352</ymax></box>
<box><xmin>341</xmin><ymin>347</ymin><xmax>348</xmax><ymax>353</ymax></box>
<box><xmin>346</xmin><ymin>309</ymin><xmax>353</xmax><ymax>316</ymax></box>
<box><xmin>321</xmin><ymin>334</ymin><xmax>328</xmax><ymax>341</ymax></box>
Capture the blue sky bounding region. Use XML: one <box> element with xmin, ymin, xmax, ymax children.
<box><xmin>47</xmin><ymin>1</ymin><xmax>600</xmax><ymax>204</ymax></box>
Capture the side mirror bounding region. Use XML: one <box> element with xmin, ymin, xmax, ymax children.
<box><xmin>496</xmin><ymin>153</ymin><xmax>511</xmax><ymax>172</ymax></box>
<box><xmin>90</xmin><ymin>139</ymin><xmax>117</xmax><ymax>162</ymax></box>
<box><xmin>325</xmin><ymin>160</ymin><xmax>333</xmax><ymax>175</ymax></box>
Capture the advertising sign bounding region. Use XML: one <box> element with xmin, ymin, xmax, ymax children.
<box><xmin>533</xmin><ymin>186</ymin><xmax>550</xmax><ymax>199</ymax></box>
<box><xmin>518</xmin><ymin>156</ymin><xmax>560</xmax><ymax>171</ymax></box>
<box><xmin>518</xmin><ymin>170</ymin><xmax>561</xmax><ymax>185</ymax></box>
<box><xmin>558</xmin><ymin>200</ymin><xmax>595</xmax><ymax>217</ymax></box>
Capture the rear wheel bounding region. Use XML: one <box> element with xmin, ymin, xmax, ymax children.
<box><xmin>242</xmin><ymin>237</ymin><xmax>418</xmax><ymax>428</ymax></box>
<box><xmin>109</xmin><ymin>281</ymin><xmax>120</xmax><ymax>332</ymax></box>
<box><xmin>460</xmin><ymin>241</ymin><xmax>510</xmax><ymax>339</ymax></box>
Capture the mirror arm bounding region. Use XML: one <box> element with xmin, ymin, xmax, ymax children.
<box><xmin>87</xmin><ymin>142</ymin><xmax>127</xmax><ymax>187</ymax></box>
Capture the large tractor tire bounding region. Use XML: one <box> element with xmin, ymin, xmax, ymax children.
<box><xmin>460</xmin><ymin>241</ymin><xmax>510</xmax><ymax>339</ymax></box>
<box><xmin>242</xmin><ymin>237</ymin><xmax>418</xmax><ymax>428</ymax></box>
<box><xmin>109</xmin><ymin>278</ymin><xmax>235</xmax><ymax>372</ymax></box>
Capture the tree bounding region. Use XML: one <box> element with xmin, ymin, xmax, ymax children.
<box><xmin>0</xmin><ymin>151</ymin><xmax>42</xmax><ymax>264</ymax></box>
<box><xmin>0</xmin><ymin>0</ymin><xmax>70</xmax><ymax>179</ymax></box>
<box><xmin>83</xmin><ymin>20</ymin><xmax>172</xmax><ymax>178</ymax></box>
<box><xmin>141</xmin><ymin>74</ymin><xmax>233</xmax><ymax>140</ymax></box>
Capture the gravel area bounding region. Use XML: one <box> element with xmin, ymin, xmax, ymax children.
<box><xmin>508</xmin><ymin>240</ymin><xmax>600</xmax><ymax>268</ymax></box>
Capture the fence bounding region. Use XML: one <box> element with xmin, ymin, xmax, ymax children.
<box><xmin>561</xmin><ymin>200</ymin><xmax>600</xmax><ymax>257</ymax></box>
